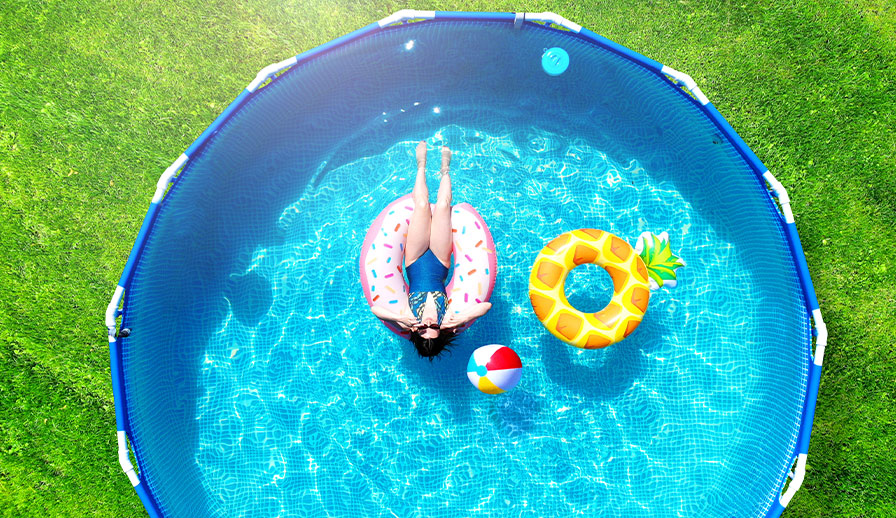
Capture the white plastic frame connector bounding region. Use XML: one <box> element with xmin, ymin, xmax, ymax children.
<box><xmin>118</xmin><ymin>431</ymin><xmax>140</xmax><ymax>487</ymax></box>
<box><xmin>378</xmin><ymin>10</ymin><xmax>436</xmax><ymax>28</ymax></box>
<box><xmin>151</xmin><ymin>154</ymin><xmax>189</xmax><ymax>204</ymax></box>
<box><xmin>247</xmin><ymin>56</ymin><xmax>300</xmax><ymax>93</ymax></box>
<box><xmin>661</xmin><ymin>66</ymin><xmax>710</xmax><ymax>105</ymax></box>
<box><xmin>105</xmin><ymin>285</ymin><xmax>125</xmax><ymax>343</ymax></box>
<box><xmin>812</xmin><ymin>308</ymin><xmax>827</xmax><ymax>366</ymax></box>
<box><xmin>523</xmin><ymin>12</ymin><xmax>582</xmax><ymax>33</ymax></box>
<box><xmin>779</xmin><ymin>453</ymin><xmax>807</xmax><ymax>507</ymax></box>
<box><xmin>762</xmin><ymin>171</ymin><xmax>795</xmax><ymax>224</ymax></box>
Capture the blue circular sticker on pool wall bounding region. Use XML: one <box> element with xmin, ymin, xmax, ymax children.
<box><xmin>542</xmin><ymin>47</ymin><xmax>569</xmax><ymax>76</ymax></box>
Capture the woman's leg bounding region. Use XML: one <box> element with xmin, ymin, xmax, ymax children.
<box><xmin>404</xmin><ymin>141</ymin><xmax>432</xmax><ymax>267</ymax></box>
<box><xmin>429</xmin><ymin>146</ymin><xmax>453</xmax><ymax>268</ymax></box>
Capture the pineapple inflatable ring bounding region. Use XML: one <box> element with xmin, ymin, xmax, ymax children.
<box><xmin>528</xmin><ymin>229</ymin><xmax>684</xmax><ymax>349</ymax></box>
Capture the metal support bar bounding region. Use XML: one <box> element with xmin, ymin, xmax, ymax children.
<box><xmin>521</xmin><ymin>12</ymin><xmax>582</xmax><ymax>32</ymax></box>
<box><xmin>118</xmin><ymin>431</ymin><xmax>140</xmax><ymax>487</ymax></box>
<box><xmin>247</xmin><ymin>56</ymin><xmax>300</xmax><ymax>92</ymax></box>
<box><xmin>105</xmin><ymin>285</ymin><xmax>125</xmax><ymax>341</ymax></box>
<box><xmin>378</xmin><ymin>9</ymin><xmax>436</xmax><ymax>27</ymax></box>
<box><xmin>762</xmin><ymin>171</ymin><xmax>795</xmax><ymax>223</ymax></box>
<box><xmin>812</xmin><ymin>308</ymin><xmax>827</xmax><ymax>366</ymax></box>
<box><xmin>152</xmin><ymin>154</ymin><xmax>189</xmax><ymax>204</ymax></box>
<box><xmin>779</xmin><ymin>453</ymin><xmax>807</xmax><ymax>507</ymax></box>
<box><xmin>660</xmin><ymin>65</ymin><xmax>710</xmax><ymax>105</ymax></box>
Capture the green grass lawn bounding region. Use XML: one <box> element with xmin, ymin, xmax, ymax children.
<box><xmin>1</xmin><ymin>0</ymin><xmax>893</xmax><ymax>516</ymax></box>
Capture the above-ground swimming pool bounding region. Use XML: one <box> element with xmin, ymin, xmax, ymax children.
<box><xmin>106</xmin><ymin>11</ymin><xmax>826</xmax><ymax>518</ymax></box>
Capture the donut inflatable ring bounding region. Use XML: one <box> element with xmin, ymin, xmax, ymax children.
<box><xmin>529</xmin><ymin>229</ymin><xmax>651</xmax><ymax>349</ymax></box>
<box><xmin>360</xmin><ymin>194</ymin><xmax>497</xmax><ymax>338</ymax></box>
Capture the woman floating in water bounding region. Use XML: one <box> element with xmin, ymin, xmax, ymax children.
<box><xmin>370</xmin><ymin>142</ymin><xmax>492</xmax><ymax>358</ymax></box>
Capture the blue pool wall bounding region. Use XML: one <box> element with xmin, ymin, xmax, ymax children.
<box><xmin>107</xmin><ymin>12</ymin><xmax>824</xmax><ymax>518</ymax></box>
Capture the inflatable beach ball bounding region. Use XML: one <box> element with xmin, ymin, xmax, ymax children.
<box><xmin>467</xmin><ymin>344</ymin><xmax>522</xmax><ymax>394</ymax></box>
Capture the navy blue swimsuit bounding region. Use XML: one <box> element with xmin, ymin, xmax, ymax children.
<box><xmin>406</xmin><ymin>249</ymin><xmax>449</xmax><ymax>325</ymax></box>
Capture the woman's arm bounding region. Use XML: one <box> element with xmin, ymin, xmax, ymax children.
<box><xmin>371</xmin><ymin>304</ymin><xmax>419</xmax><ymax>330</ymax></box>
<box><xmin>441</xmin><ymin>302</ymin><xmax>492</xmax><ymax>330</ymax></box>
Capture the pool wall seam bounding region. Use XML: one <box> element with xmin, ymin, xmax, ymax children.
<box><xmin>105</xmin><ymin>11</ymin><xmax>824</xmax><ymax>518</ymax></box>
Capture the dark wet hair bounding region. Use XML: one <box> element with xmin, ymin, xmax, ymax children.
<box><xmin>409</xmin><ymin>330</ymin><xmax>458</xmax><ymax>360</ymax></box>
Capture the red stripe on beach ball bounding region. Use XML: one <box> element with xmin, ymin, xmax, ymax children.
<box><xmin>486</xmin><ymin>346</ymin><xmax>522</xmax><ymax>371</ymax></box>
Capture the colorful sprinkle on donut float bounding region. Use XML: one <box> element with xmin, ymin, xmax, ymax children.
<box><xmin>529</xmin><ymin>229</ymin><xmax>684</xmax><ymax>349</ymax></box>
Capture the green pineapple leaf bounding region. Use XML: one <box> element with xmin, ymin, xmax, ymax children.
<box><xmin>634</xmin><ymin>232</ymin><xmax>686</xmax><ymax>290</ymax></box>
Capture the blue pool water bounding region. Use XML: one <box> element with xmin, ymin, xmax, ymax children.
<box><xmin>120</xmin><ymin>20</ymin><xmax>811</xmax><ymax>517</ymax></box>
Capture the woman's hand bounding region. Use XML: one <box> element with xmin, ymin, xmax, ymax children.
<box><xmin>371</xmin><ymin>305</ymin><xmax>419</xmax><ymax>330</ymax></box>
<box><xmin>441</xmin><ymin>302</ymin><xmax>491</xmax><ymax>330</ymax></box>
<box><xmin>396</xmin><ymin>315</ymin><xmax>420</xmax><ymax>330</ymax></box>
<box><xmin>440</xmin><ymin>312</ymin><xmax>464</xmax><ymax>330</ymax></box>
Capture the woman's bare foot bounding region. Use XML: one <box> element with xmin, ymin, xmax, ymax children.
<box><xmin>416</xmin><ymin>141</ymin><xmax>427</xmax><ymax>169</ymax></box>
<box><xmin>440</xmin><ymin>146</ymin><xmax>451</xmax><ymax>176</ymax></box>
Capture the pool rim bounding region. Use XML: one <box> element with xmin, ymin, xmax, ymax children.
<box><xmin>103</xmin><ymin>10</ymin><xmax>827</xmax><ymax>518</ymax></box>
